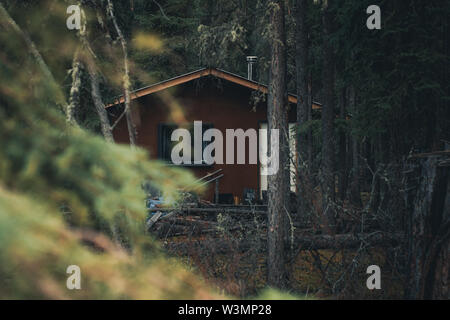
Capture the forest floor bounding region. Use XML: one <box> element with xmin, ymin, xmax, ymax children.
<box><xmin>162</xmin><ymin>234</ymin><xmax>404</xmax><ymax>299</ymax></box>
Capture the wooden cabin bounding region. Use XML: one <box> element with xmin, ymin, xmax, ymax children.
<box><xmin>107</xmin><ymin>67</ymin><xmax>320</xmax><ymax>203</ymax></box>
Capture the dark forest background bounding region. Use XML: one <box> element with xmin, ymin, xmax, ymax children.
<box><xmin>0</xmin><ymin>0</ymin><xmax>448</xmax><ymax>299</ymax></box>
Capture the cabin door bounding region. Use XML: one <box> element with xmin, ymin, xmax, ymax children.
<box><xmin>259</xmin><ymin>122</ymin><xmax>297</xmax><ymax>200</ymax></box>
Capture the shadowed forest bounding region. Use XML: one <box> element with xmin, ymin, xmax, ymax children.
<box><xmin>0</xmin><ymin>0</ymin><xmax>448</xmax><ymax>300</ymax></box>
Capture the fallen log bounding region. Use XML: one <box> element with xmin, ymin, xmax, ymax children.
<box><xmin>152</xmin><ymin>217</ymin><xmax>219</xmax><ymax>238</ymax></box>
<box><xmin>151</xmin><ymin>207</ymin><xmax>267</xmax><ymax>215</ymax></box>
<box><xmin>154</xmin><ymin>223</ymin><xmax>210</xmax><ymax>238</ymax></box>
<box><xmin>293</xmin><ymin>232</ymin><xmax>403</xmax><ymax>250</ymax></box>
<box><xmin>162</xmin><ymin>217</ymin><xmax>218</xmax><ymax>227</ymax></box>
<box><xmin>163</xmin><ymin>232</ymin><xmax>403</xmax><ymax>255</ymax></box>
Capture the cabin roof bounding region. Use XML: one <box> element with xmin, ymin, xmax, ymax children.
<box><xmin>106</xmin><ymin>67</ymin><xmax>321</xmax><ymax>109</ymax></box>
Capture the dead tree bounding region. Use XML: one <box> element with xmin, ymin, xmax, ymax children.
<box><xmin>86</xmin><ymin>62</ymin><xmax>115</xmax><ymax>143</ymax></box>
<box><xmin>403</xmin><ymin>152</ymin><xmax>449</xmax><ymax>299</ymax></box>
<box><xmin>106</xmin><ymin>0</ymin><xmax>137</xmax><ymax>147</ymax></box>
<box><xmin>76</xmin><ymin>4</ymin><xmax>115</xmax><ymax>143</ymax></box>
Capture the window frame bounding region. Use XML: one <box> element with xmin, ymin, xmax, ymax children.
<box><xmin>157</xmin><ymin>122</ymin><xmax>214</xmax><ymax>167</ymax></box>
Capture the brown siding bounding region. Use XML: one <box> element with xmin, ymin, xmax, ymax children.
<box><xmin>111</xmin><ymin>78</ymin><xmax>297</xmax><ymax>202</ymax></box>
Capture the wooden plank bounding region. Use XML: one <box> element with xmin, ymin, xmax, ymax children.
<box><xmin>211</xmin><ymin>69</ymin><xmax>320</xmax><ymax>108</ymax></box>
<box><xmin>146</xmin><ymin>211</ymin><xmax>163</xmax><ymax>230</ymax></box>
<box><xmin>210</xmin><ymin>68</ymin><xmax>269</xmax><ymax>94</ymax></box>
<box><xmin>106</xmin><ymin>69</ymin><xmax>211</xmax><ymax>108</ymax></box>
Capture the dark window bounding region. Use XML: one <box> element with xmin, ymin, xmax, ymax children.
<box><xmin>158</xmin><ymin>123</ymin><xmax>213</xmax><ymax>166</ymax></box>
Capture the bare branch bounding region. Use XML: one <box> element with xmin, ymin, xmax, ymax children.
<box><xmin>0</xmin><ymin>3</ymin><xmax>65</xmax><ymax>105</ymax></box>
<box><xmin>153</xmin><ymin>0</ymin><xmax>170</xmax><ymax>21</ymax></box>
<box><xmin>106</xmin><ymin>0</ymin><xmax>137</xmax><ymax>147</ymax></box>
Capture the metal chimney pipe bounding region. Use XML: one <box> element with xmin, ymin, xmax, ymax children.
<box><xmin>246</xmin><ymin>56</ymin><xmax>258</xmax><ymax>81</ymax></box>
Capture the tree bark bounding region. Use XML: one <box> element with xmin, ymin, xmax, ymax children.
<box><xmin>307</xmin><ymin>72</ymin><xmax>313</xmax><ymax>174</ymax></box>
<box><xmin>348</xmin><ymin>85</ymin><xmax>362</xmax><ymax>206</ymax></box>
<box><xmin>404</xmin><ymin>155</ymin><xmax>450</xmax><ymax>299</ymax></box>
<box><xmin>321</xmin><ymin>2</ymin><xmax>336</xmax><ymax>233</ymax></box>
<box><xmin>67</xmin><ymin>49</ymin><xmax>82</xmax><ymax>126</ymax></box>
<box><xmin>337</xmin><ymin>86</ymin><xmax>348</xmax><ymax>201</ymax></box>
<box><xmin>86</xmin><ymin>63</ymin><xmax>115</xmax><ymax>143</ymax></box>
<box><xmin>267</xmin><ymin>0</ymin><xmax>288</xmax><ymax>289</ymax></box>
<box><xmin>295</xmin><ymin>0</ymin><xmax>310</xmax><ymax>220</ymax></box>
<box><xmin>76</xmin><ymin>4</ymin><xmax>114</xmax><ymax>143</ymax></box>
<box><xmin>106</xmin><ymin>0</ymin><xmax>137</xmax><ymax>147</ymax></box>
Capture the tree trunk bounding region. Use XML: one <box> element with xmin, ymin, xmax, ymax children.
<box><xmin>67</xmin><ymin>49</ymin><xmax>82</xmax><ymax>126</ymax></box>
<box><xmin>87</xmin><ymin>63</ymin><xmax>115</xmax><ymax>143</ymax></box>
<box><xmin>0</xmin><ymin>4</ymin><xmax>65</xmax><ymax>106</ymax></box>
<box><xmin>404</xmin><ymin>154</ymin><xmax>450</xmax><ymax>299</ymax></box>
<box><xmin>106</xmin><ymin>0</ymin><xmax>137</xmax><ymax>147</ymax></box>
<box><xmin>321</xmin><ymin>2</ymin><xmax>336</xmax><ymax>233</ymax></box>
<box><xmin>307</xmin><ymin>72</ymin><xmax>313</xmax><ymax>175</ymax></box>
<box><xmin>267</xmin><ymin>0</ymin><xmax>288</xmax><ymax>289</ymax></box>
<box><xmin>295</xmin><ymin>0</ymin><xmax>309</xmax><ymax>220</ymax></box>
<box><xmin>337</xmin><ymin>87</ymin><xmax>348</xmax><ymax>201</ymax></box>
<box><xmin>348</xmin><ymin>85</ymin><xmax>362</xmax><ymax>206</ymax></box>
<box><xmin>75</xmin><ymin>4</ymin><xmax>114</xmax><ymax>143</ymax></box>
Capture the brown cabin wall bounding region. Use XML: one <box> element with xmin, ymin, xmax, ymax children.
<box><xmin>111</xmin><ymin>80</ymin><xmax>297</xmax><ymax>202</ymax></box>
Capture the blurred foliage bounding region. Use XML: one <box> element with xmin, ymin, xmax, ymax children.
<box><xmin>0</xmin><ymin>186</ymin><xmax>220</xmax><ymax>299</ymax></box>
<box><xmin>255</xmin><ymin>288</ymin><xmax>308</xmax><ymax>300</ymax></box>
<box><xmin>0</xmin><ymin>0</ymin><xmax>302</xmax><ymax>300</ymax></box>
<box><xmin>0</xmin><ymin>0</ymin><xmax>223</xmax><ymax>299</ymax></box>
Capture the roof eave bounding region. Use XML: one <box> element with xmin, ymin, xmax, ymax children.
<box><xmin>106</xmin><ymin>67</ymin><xmax>321</xmax><ymax>109</ymax></box>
